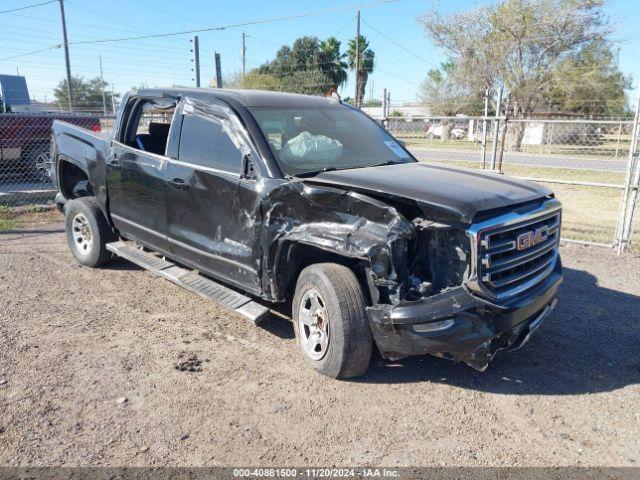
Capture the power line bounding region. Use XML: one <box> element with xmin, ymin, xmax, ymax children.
<box><xmin>67</xmin><ymin>0</ymin><xmax>397</xmax><ymax>45</ymax></box>
<box><xmin>362</xmin><ymin>18</ymin><xmax>438</xmax><ymax>68</ymax></box>
<box><xmin>0</xmin><ymin>0</ymin><xmax>396</xmax><ymax>67</ymax></box>
<box><xmin>0</xmin><ymin>0</ymin><xmax>56</xmax><ymax>14</ymax></box>
<box><xmin>130</xmin><ymin>0</ymin><xmax>210</xmax><ymax>27</ymax></box>
<box><xmin>0</xmin><ymin>45</ymin><xmax>61</xmax><ymax>62</ymax></box>
<box><xmin>64</xmin><ymin>0</ymin><xmax>184</xmax><ymax>50</ymax></box>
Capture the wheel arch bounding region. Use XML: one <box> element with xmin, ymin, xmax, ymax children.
<box><xmin>269</xmin><ymin>240</ymin><xmax>375</xmax><ymax>307</ymax></box>
<box><xmin>57</xmin><ymin>156</ymin><xmax>94</xmax><ymax>200</ymax></box>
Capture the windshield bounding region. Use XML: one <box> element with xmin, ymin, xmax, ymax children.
<box><xmin>248</xmin><ymin>105</ymin><xmax>415</xmax><ymax>176</ymax></box>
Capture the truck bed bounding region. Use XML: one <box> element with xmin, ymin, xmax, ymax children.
<box><xmin>52</xmin><ymin>120</ymin><xmax>113</xmax><ymax>213</ymax></box>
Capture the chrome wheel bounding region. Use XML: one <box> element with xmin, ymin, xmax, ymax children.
<box><xmin>298</xmin><ymin>288</ymin><xmax>330</xmax><ymax>361</ymax></box>
<box><xmin>71</xmin><ymin>213</ymin><xmax>93</xmax><ymax>255</ymax></box>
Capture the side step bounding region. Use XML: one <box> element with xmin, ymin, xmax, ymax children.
<box><xmin>106</xmin><ymin>241</ymin><xmax>270</xmax><ymax>324</ymax></box>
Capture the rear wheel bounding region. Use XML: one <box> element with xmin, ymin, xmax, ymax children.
<box><xmin>64</xmin><ymin>197</ymin><xmax>115</xmax><ymax>267</ymax></box>
<box><xmin>292</xmin><ymin>263</ymin><xmax>373</xmax><ymax>379</ymax></box>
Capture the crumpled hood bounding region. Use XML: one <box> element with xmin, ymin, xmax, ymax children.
<box><xmin>305</xmin><ymin>162</ymin><xmax>552</xmax><ymax>223</ymax></box>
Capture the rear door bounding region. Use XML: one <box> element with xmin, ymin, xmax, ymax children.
<box><xmin>165</xmin><ymin>97</ymin><xmax>262</xmax><ymax>293</ymax></box>
<box><xmin>107</xmin><ymin>96</ymin><xmax>177</xmax><ymax>252</ymax></box>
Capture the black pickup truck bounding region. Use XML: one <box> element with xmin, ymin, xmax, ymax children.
<box><xmin>51</xmin><ymin>88</ymin><xmax>562</xmax><ymax>379</ymax></box>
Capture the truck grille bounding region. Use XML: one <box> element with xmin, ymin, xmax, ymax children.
<box><xmin>467</xmin><ymin>200</ymin><xmax>561</xmax><ymax>300</ymax></box>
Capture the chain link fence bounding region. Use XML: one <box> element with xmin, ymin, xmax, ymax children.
<box><xmin>377</xmin><ymin>114</ymin><xmax>639</xmax><ymax>250</ymax></box>
<box><xmin>0</xmin><ymin>113</ymin><xmax>115</xmax><ymax>207</ymax></box>
<box><xmin>1</xmin><ymin>110</ymin><xmax>639</xmax><ymax>251</ymax></box>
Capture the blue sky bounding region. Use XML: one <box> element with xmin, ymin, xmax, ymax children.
<box><xmin>1</xmin><ymin>0</ymin><xmax>639</xmax><ymax>107</ymax></box>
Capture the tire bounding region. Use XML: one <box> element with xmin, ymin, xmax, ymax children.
<box><xmin>23</xmin><ymin>141</ymin><xmax>49</xmax><ymax>182</ymax></box>
<box><xmin>64</xmin><ymin>197</ymin><xmax>115</xmax><ymax>267</ymax></box>
<box><xmin>292</xmin><ymin>263</ymin><xmax>373</xmax><ymax>379</ymax></box>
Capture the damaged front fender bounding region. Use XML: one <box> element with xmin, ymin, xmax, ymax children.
<box><xmin>262</xmin><ymin>181</ymin><xmax>414</xmax><ymax>301</ymax></box>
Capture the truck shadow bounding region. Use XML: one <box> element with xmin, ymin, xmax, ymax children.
<box><xmin>357</xmin><ymin>266</ymin><xmax>640</xmax><ymax>394</ymax></box>
<box><xmin>101</xmin><ymin>257</ymin><xmax>143</xmax><ymax>271</ymax></box>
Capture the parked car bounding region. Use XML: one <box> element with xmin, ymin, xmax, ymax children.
<box><xmin>0</xmin><ymin>75</ymin><xmax>101</xmax><ymax>180</ymax></box>
<box><xmin>51</xmin><ymin>88</ymin><xmax>562</xmax><ymax>379</ymax></box>
<box><xmin>0</xmin><ymin>113</ymin><xmax>101</xmax><ymax>180</ymax></box>
<box><xmin>425</xmin><ymin>123</ymin><xmax>467</xmax><ymax>140</ymax></box>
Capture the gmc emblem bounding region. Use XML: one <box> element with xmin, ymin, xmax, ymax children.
<box><xmin>516</xmin><ymin>226</ymin><xmax>548</xmax><ymax>250</ymax></box>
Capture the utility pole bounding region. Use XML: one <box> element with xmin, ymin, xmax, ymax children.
<box><xmin>241</xmin><ymin>32</ymin><xmax>246</xmax><ymax>78</ymax></box>
<box><xmin>354</xmin><ymin>10</ymin><xmax>361</xmax><ymax>108</ymax></box>
<box><xmin>214</xmin><ymin>52</ymin><xmax>222</xmax><ymax>88</ymax></box>
<box><xmin>58</xmin><ymin>0</ymin><xmax>73</xmax><ymax>111</ymax></box>
<box><xmin>191</xmin><ymin>35</ymin><xmax>201</xmax><ymax>87</ymax></box>
<box><xmin>99</xmin><ymin>55</ymin><xmax>107</xmax><ymax>116</ymax></box>
<box><xmin>110</xmin><ymin>85</ymin><xmax>116</xmax><ymax>114</ymax></box>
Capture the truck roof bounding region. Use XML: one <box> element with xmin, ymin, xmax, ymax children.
<box><xmin>134</xmin><ymin>87</ymin><xmax>341</xmax><ymax>108</ymax></box>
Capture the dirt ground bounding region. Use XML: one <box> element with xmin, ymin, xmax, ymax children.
<box><xmin>1</xmin><ymin>218</ymin><xmax>639</xmax><ymax>467</ymax></box>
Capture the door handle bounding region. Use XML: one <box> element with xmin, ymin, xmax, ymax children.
<box><xmin>107</xmin><ymin>160</ymin><xmax>121</xmax><ymax>171</ymax></box>
<box><xmin>168</xmin><ymin>178</ymin><xmax>189</xmax><ymax>190</ymax></box>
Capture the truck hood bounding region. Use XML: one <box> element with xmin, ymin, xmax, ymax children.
<box><xmin>304</xmin><ymin>162</ymin><xmax>552</xmax><ymax>223</ymax></box>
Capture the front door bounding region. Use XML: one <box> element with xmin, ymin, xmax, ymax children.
<box><xmin>107</xmin><ymin>97</ymin><xmax>177</xmax><ymax>252</ymax></box>
<box><xmin>165</xmin><ymin>98</ymin><xmax>262</xmax><ymax>293</ymax></box>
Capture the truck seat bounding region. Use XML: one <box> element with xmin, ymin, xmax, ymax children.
<box><xmin>135</xmin><ymin>122</ymin><xmax>171</xmax><ymax>155</ymax></box>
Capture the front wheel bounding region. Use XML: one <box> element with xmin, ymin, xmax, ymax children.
<box><xmin>292</xmin><ymin>263</ymin><xmax>373</xmax><ymax>379</ymax></box>
<box><xmin>64</xmin><ymin>197</ymin><xmax>115</xmax><ymax>267</ymax></box>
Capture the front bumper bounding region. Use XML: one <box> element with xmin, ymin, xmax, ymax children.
<box><xmin>366</xmin><ymin>259</ymin><xmax>562</xmax><ymax>371</ymax></box>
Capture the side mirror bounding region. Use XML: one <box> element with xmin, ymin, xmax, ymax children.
<box><xmin>242</xmin><ymin>153</ymin><xmax>258</xmax><ymax>180</ymax></box>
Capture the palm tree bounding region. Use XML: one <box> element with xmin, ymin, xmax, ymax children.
<box><xmin>318</xmin><ymin>36</ymin><xmax>348</xmax><ymax>90</ymax></box>
<box><xmin>347</xmin><ymin>35</ymin><xmax>375</xmax><ymax>106</ymax></box>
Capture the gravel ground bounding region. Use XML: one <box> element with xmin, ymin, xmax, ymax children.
<box><xmin>1</xmin><ymin>219</ymin><xmax>639</xmax><ymax>467</ymax></box>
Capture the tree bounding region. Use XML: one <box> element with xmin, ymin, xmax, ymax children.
<box><xmin>420</xmin><ymin>0</ymin><xmax>630</xmax><ymax>149</ymax></box>
<box><xmin>347</xmin><ymin>35</ymin><xmax>375</xmax><ymax>106</ymax></box>
<box><xmin>420</xmin><ymin>61</ymin><xmax>482</xmax><ymax>139</ymax></box>
<box><xmin>54</xmin><ymin>75</ymin><xmax>119</xmax><ymax>113</ymax></box>
<box><xmin>550</xmin><ymin>39</ymin><xmax>631</xmax><ymax>117</ymax></box>
<box><xmin>250</xmin><ymin>36</ymin><xmax>346</xmax><ymax>95</ymax></box>
<box><xmin>226</xmin><ymin>71</ymin><xmax>283</xmax><ymax>91</ymax></box>
<box><xmin>318</xmin><ymin>36</ymin><xmax>349</xmax><ymax>90</ymax></box>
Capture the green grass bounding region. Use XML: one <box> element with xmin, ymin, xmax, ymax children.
<box><xmin>427</xmin><ymin>159</ymin><xmax>626</xmax><ymax>185</ymax></box>
<box><xmin>549</xmin><ymin>184</ymin><xmax>622</xmax><ymax>245</ymax></box>
<box><xmin>0</xmin><ymin>206</ymin><xmax>17</xmax><ymax>231</ymax></box>
<box><xmin>0</xmin><ymin>204</ymin><xmax>60</xmax><ymax>231</ymax></box>
<box><xmin>0</xmin><ymin>218</ymin><xmax>18</xmax><ymax>231</ymax></box>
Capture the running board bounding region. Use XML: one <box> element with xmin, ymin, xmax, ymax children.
<box><xmin>106</xmin><ymin>241</ymin><xmax>270</xmax><ymax>324</ymax></box>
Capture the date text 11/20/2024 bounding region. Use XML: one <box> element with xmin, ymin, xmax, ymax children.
<box><xmin>232</xmin><ymin>468</ymin><xmax>400</xmax><ymax>477</ymax></box>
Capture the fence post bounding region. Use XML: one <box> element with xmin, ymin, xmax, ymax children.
<box><xmin>481</xmin><ymin>88</ymin><xmax>489</xmax><ymax>168</ymax></box>
<box><xmin>614</xmin><ymin>122</ymin><xmax>623</xmax><ymax>158</ymax></box>
<box><xmin>615</xmin><ymin>96</ymin><xmax>640</xmax><ymax>254</ymax></box>
<box><xmin>490</xmin><ymin>87</ymin><xmax>503</xmax><ymax>170</ymax></box>
<box><xmin>382</xmin><ymin>88</ymin><xmax>388</xmax><ymax>130</ymax></box>
<box><xmin>497</xmin><ymin>117</ymin><xmax>508</xmax><ymax>173</ymax></box>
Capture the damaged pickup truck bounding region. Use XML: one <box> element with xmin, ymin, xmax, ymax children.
<box><xmin>51</xmin><ymin>88</ymin><xmax>562</xmax><ymax>378</ymax></box>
